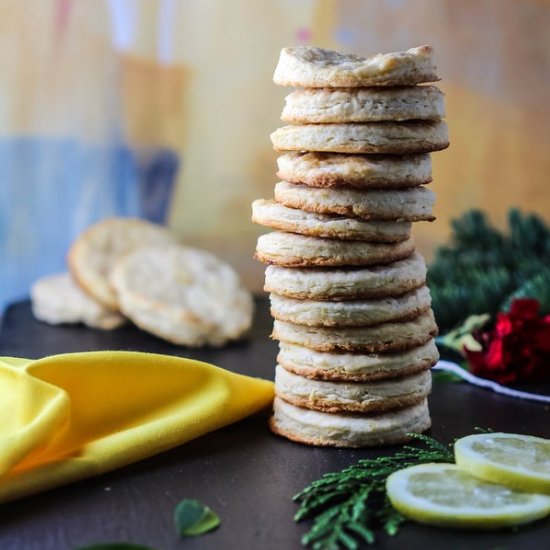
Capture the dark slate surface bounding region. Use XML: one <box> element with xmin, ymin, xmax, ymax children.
<box><xmin>0</xmin><ymin>299</ymin><xmax>549</xmax><ymax>550</ymax></box>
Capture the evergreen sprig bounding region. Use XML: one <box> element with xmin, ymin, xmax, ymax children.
<box><xmin>293</xmin><ymin>434</ymin><xmax>453</xmax><ymax>549</ymax></box>
<box><xmin>429</xmin><ymin>209</ymin><xmax>550</xmax><ymax>332</ymax></box>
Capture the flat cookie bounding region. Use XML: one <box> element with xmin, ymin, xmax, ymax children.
<box><xmin>270</xmin><ymin>397</ymin><xmax>432</xmax><ymax>448</ymax></box>
<box><xmin>282</xmin><ymin>85</ymin><xmax>445</xmax><ymax>124</ymax></box>
<box><xmin>264</xmin><ymin>252</ymin><xmax>427</xmax><ymax>300</ymax></box>
<box><xmin>272</xmin><ymin>309</ymin><xmax>438</xmax><ymax>353</ymax></box>
<box><xmin>252</xmin><ymin>199</ymin><xmax>411</xmax><ymax>242</ymax></box>
<box><xmin>271</xmin><ymin>121</ymin><xmax>449</xmax><ymax>154</ymax></box>
<box><xmin>269</xmin><ymin>285</ymin><xmax>431</xmax><ymax>327</ymax></box>
<box><xmin>273</xmin><ymin>45</ymin><xmax>439</xmax><ymax>87</ymax></box>
<box><xmin>110</xmin><ymin>244</ymin><xmax>253</xmax><ymax>347</ymax></box>
<box><xmin>255</xmin><ymin>231</ymin><xmax>415</xmax><ymax>267</ymax></box>
<box><xmin>277</xmin><ymin>339</ymin><xmax>439</xmax><ymax>382</ymax></box>
<box><xmin>68</xmin><ymin>217</ymin><xmax>177</xmax><ymax>310</ymax></box>
<box><xmin>31</xmin><ymin>272</ymin><xmax>126</xmax><ymax>330</ymax></box>
<box><xmin>275</xmin><ymin>181</ymin><xmax>435</xmax><ymax>222</ymax></box>
<box><xmin>275</xmin><ymin>365</ymin><xmax>432</xmax><ymax>413</ymax></box>
<box><xmin>277</xmin><ymin>152</ymin><xmax>432</xmax><ymax>189</ymax></box>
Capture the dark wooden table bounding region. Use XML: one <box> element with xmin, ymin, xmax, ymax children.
<box><xmin>0</xmin><ymin>299</ymin><xmax>548</xmax><ymax>550</ymax></box>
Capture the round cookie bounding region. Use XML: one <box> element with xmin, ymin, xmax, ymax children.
<box><xmin>270</xmin><ymin>121</ymin><xmax>449</xmax><ymax>154</ymax></box>
<box><xmin>255</xmin><ymin>231</ymin><xmax>415</xmax><ymax>267</ymax></box>
<box><xmin>269</xmin><ymin>285</ymin><xmax>431</xmax><ymax>327</ymax></box>
<box><xmin>31</xmin><ymin>272</ymin><xmax>126</xmax><ymax>330</ymax></box>
<box><xmin>270</xmin><ymin>397</ymin><xmax>432</xmax><ymax>448</ymax></box>
<box><xmin>277</xmin><ymin>152</ymin><xmax>432</xmax><ymax>189</ymax></box>
<box><xmin>275</xmin><ymin>181</ymin><xmax>435</xmax><ymax>222</ymax></box>
<box><xmin>275</xmin><ymin>365</ymin><xmax>432</xmax><ymax>413</ymax></box>
<box><xmin>110</xmin><ymin>244</ymin><xmax>254</xmax><ymax>347</ymax></box>
<box><xmin>273</xmin><ymin>45</ymin><xmax>439</xmax><ymax>88</ymax></box>
<box><xmin>281</xmin><ymin>85</ymin><xmax>445</xmax><ymax>124</ymax></box>
<box><xmin>68</xmin><ymin>217</ymin><xmax>177</xmax><ymax>310</ymax></box>
<box><xmin>271</xmin><ymin>309</ymin><xmax>438</xmax><ymax>353</ymax></box>
<box><xmin>277</xmin><ymin>339</ymin><xmax>439</xmax><ymax>382</ymax></box>
<box><xmin>252</xmin><ymin>199</ymin><xmax>411</xmax><ymax>242</ymax></box>
<box><xmin>264</xmin><ymin>253</ymin><xmax>427</xmax><ymax>300</ymax></box>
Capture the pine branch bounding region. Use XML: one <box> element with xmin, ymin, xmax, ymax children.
<box><xmin>429</xmin><ymin>209</ymin><xmax>550</xmax><ymax>332</ymax></box>
<box><xmin>378</xmin><ymin>495</ymin><xmax>406</xmax><ymax>536</ymax></box>
<box><xmin>449</xmin><ymin>209</ymin><xmax>503</xmax><ymax>249</ymax></box>
<box><xmin>501</xmin><ymin>267</ymin><xmax>550</xmax><ymax>312</ymax></box>
<box><xmin>294</xmin><ymin>434</ymin><xmax>454</xmax><ymax>549</ymax></box>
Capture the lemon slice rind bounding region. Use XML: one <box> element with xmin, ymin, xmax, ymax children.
<box><xmin>454</xmin><ymin>433</ymin><xmax>550</xmax><ymax>495</ymax></box>
<box><xmin>386</xmin><ymin>463</ymin><xmax>550</xmax><ymax>529</ymax></box>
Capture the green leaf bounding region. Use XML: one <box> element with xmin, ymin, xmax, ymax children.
<box><xmin>184</xmin><ymin>508</ymin><xmax>220</xmax><ymax>536</ymax></box>
<box><xmin>431</xmin><ymin>370</ymin><xmax>464</xmax><ymax>384</ymax></box>
<box><xmin>74</xmin><ymin>544</ymin><xmax>155</xmax><ymax>550</ymax></box>
<box><xmin>436</xmin><ymin>313</ymin><xmax>490</xmax><ymax>355</ymax></box>
<box><xmin>174</xmin><ymin>499</ymin><xmax>220</xmax><ymax>537</ymax></box>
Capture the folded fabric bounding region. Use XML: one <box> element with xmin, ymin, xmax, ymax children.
<box><xmin>0</xmin><ymin>351</ymin><xmax>274</xmax><ymax>504</ymax></box>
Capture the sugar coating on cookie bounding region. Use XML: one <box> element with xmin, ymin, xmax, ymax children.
<box><xmin>271</xmin><ymin>121</ymin><xmax>449</xmax><ymax>154</ymax></box>
<box><xmin>275</xmin><ymin>365</ymin><xmax>432</xmax><ymax>413</ymax></box>
<box><xmin>68</xmin><ymin>217</ymin><xmax>177</xmax><ymax>310</ymax></box>
<box><xmin>277</xmin><ymin>152</ymin><xmax>432</xmax><ymax>188</ymax></box>
<box><xmin>256</xmin><ymin>231</ymin><xmax>415</xmax><ymax>267</ymax></box>
<box><xmin>252</xmin><ymin>199</ymin><xmax>411</xmax><ymax>242</ymax></box>
<box><xmin>282</xmin><ymin>85</ymin><xmax>445</xmax><ymax>124</ymax></box>
<box><xmin>269</xmin><ymin>397</ymin><xmax>432</xmax><ymax>447</ymax></box>
<box><xmin>110</xmin><ymin>244</ymin><xmax>254</xmax><ymax>347</ymax></box>
<box><xmin>277</xmin><ymin>339</ymin><xmax>439</xmax><ymax>382</ymax></box>
<box><xmin>273</xmin><ymin>45</ymin><xmax>439</xmax><ymax>88</ymax></box>
<box><xmin>269</xmin><ymin>285</ymin><xmax>431</xmax><ymax>327</ymax></box>
<box><xmin>31</xmin><ymin>272</ymin><xmax>126</xmax><ymax>330</ymax></box>
<box><xmin>272</xmin><ymin>309</ymin><xmax>438</xmax><ymax>353</ymax></box>
<box><xmin>264</xmin><ymin>252</ymin><xmax>427</xmax><ymax>300</ymax></box>
<box><xmin>275</xmin><ymin>181</ymin><xmax>435</xmax><ymax>222</ymax></box>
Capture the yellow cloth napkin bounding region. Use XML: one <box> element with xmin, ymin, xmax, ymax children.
<box><xmin>0</xmin><ymin>351</ymin><xmax>274</xmax><ymax>504</ymax></box>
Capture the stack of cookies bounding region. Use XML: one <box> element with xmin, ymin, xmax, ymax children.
<box><xmin>252</xmin><ymin>45</ymin><xmax>449</xmax><ymax>447</ymax></box>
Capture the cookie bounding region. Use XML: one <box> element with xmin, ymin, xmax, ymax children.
<box><xmin>110</xmin><ymin>244</ymin><xmax>254</xmax><ymax>347</ymax></box>
<box><xmin>281</xmin><ymin>85</ymin><xmax>445</xmax><ymax>124</ymax></box>
<box><xmin>273</xmin><ymin>45</ymin><xmax>439</xmax><ymax>88</ymax></box>
<box><xmin>272</xmin><ymin>309</ymin><xmax>438</xmax><ymax>353</ymax></box>
<box><xmin>275</xmin><ymin>365</ymin><xmax>432</xmax><ymax>413</ymax></box>
<box><xmin>30</xmin><ymin>272</ymin><xmax>126</xmax><ymax>330</ymax></box>
<box><xmin>269</xmin><ymin>397</ymin><xmax>431</xmax><ymax>448</ymax></box>
<box><xmin>275</xmin><ymin>181</ymin><xmax>435</xmax><ymax>222</ymax></box>
<box><xmin>68</xmin><ymin>217</ymin><xmax>177</xmax><ymax>310</ymax></box>
<box><xmin>271</xmin><ymin>121</ymin><xmax>449</xmax><ymax>154</ymax></box>
<box><xmin>255</xmin><ymin>231</ymin><xmax>415</xmax><ymax>267</ymax></box>
<box><xmin>277</xmin><ymin>339</ymin><xmax>439</xmax><ymax>382</ymax></box>
<box><xmin>264</xmin><ymin>252</ymin><xmax>427</xmax><ymax>300</ymax></box>
<box><xmin>269</xmin><ymin>285</ymin><xmax>431</xmax><ymax>327</ymax></box>
<box><xmin>277</xmin><ymin>152</ymin><xmax>432</xmax><ymax>189</ymax></box>
<box><xmin>252</xmin><ymin>199</ymin><xmax>411</xmax><ymax>242</ymax></box>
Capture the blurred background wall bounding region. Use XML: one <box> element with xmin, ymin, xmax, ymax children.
<box><xmin>1</xmin><ymin>0</ymin><xmax>549</xmax><ymax>310</ymax></box>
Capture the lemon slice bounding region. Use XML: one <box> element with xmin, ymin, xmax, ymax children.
<box><xmin>455</xmin><ymin>433</ymin><xmax>550</xmax><ymax>495</ymax></box>
<box><xmin>386</xmin><ymin>463</ymin><xmax>550</xmax><ymax>529</ymax></box>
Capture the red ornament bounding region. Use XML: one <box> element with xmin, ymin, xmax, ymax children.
<box><xmin>464</xmin><ymin>299</ymin><xmax>550</xmax><ymax>384</ymax></box>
